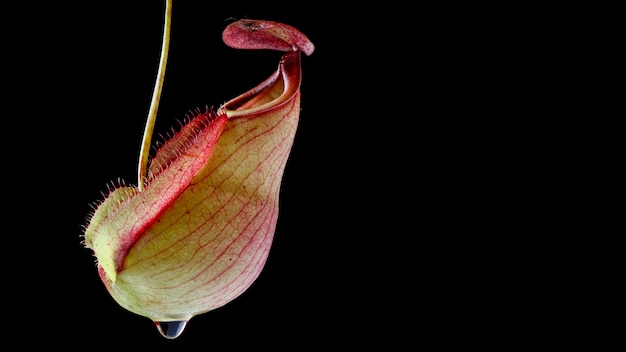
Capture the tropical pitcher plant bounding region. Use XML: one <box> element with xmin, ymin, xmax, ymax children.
<box><xmin>82</xmin><ymin>1</ymin><xmax>314</xmax><ymax>339</ymax></box>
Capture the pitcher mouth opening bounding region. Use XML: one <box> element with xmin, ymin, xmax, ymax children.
<box><xmin>219</xmin><ymin>50</ymin><xmax>302</xmax><ymax>119</ymax></box>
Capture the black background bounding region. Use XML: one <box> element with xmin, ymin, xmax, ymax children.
<box><xmin>5</xmin><ymin>2</ymin><xmax>423</xmax><ymax>349</ymax></box>
<box><xmin>2</xmin><ymin>2</ymin><xmax>595</xmax><ymax>348</ymax></box>
<box><xmin>4</xmin><ymin>1</ymin><xmax>556</xmax><ymax>349</ymax></box>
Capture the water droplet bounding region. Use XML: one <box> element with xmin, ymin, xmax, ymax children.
<box><xmin>155</xmin><ymin>320</ymin><xmax>188</xmax><ymax>339</ymax></box>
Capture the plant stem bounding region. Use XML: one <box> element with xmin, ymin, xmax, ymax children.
<box><xmin>138</xmin><ymin>0</ymin><xmax>172</xmax><ymax>191</ymax></box>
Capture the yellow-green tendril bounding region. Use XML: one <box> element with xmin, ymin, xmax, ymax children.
<box><xmin>138</xmin><ymin>0</ymin><xmax>172</xmax><ymax>191</ymax></box>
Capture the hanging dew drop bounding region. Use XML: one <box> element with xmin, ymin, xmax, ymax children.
<box><xmin>155</xmin><ymin>320</ymin><xmax>188</xmax><ymax>339</ymax></box>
